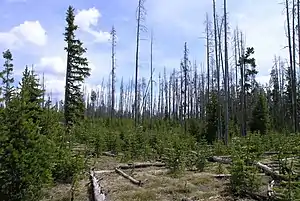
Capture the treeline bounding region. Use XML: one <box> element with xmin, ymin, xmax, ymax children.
<box><xmin>78</xmin><ymin>0</ymin><xmax>298</xmax><ymax>143</ymax></box>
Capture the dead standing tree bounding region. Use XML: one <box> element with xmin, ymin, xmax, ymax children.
<box><xmin>134</xmin><ymin>0</ymin><xmax>147</xmax><ymax>127</ymax></box>
<box><xmin>111</xmin><ymin>26</ymin><xmax>117</xmax><ymax>120</ymax></box>
<box><xmin>223</xmin><ymin>0</ymin><xmax>229</xmax><ymax>145</ymax></box>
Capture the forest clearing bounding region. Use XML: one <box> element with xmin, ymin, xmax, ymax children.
<box><xmin>1</xmin><ymin>0</ymin><xmax>300</xmax><ymax>200</ymax></box>
<box><xmin>39</xmin><ymin>134</ymin><xmax>300</xmax><ymax>201</ymax></box>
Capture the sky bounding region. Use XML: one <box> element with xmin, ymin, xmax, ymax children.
<box><xmin>0</xmin><ymin>0</ymin><xmax>288</xmax><ymax>103</ymax></box>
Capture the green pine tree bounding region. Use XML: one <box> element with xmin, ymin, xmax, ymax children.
<box><xmin>1</xmin><ymin>49</ymin><xmax>14</xmax><ymax>105</ymax></box>
<box><xmin>249</xmin><ymin>90</ymin><xmax>270</xmax><ymax>135</ymax></box>
<box><xmin>63</xmin><ymin>5</ymin><xmax>91</xmax><ymax>142</ymax></box>
<box><xmin>0</xmin><ymin>67</ymin><xmax>53</xmax><ymax>201</ymax></box>
<box><xmin>205</xmin><ymin>93</ymin><xmax>220</xmax><ymax>144</ymax></box>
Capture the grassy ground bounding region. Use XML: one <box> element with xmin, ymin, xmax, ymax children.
<box><xmin>41</xmin><ymin>156</ymin><xmax>259</xmax><ymax>201</ymax></box>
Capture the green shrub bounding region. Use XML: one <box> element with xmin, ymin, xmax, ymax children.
<box><xmin>52</xmin><ymin>150</ymin><xmax>85</xmax><ymax>184</ymax></box>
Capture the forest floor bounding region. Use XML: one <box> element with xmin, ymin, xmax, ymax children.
<box><xmin>41</xmin><ymin>155</ymin><xmax>265</xmax><ymax>201</ymax></box>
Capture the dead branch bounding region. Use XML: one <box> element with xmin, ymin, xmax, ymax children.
<box><xmin>207</xmin><ymin>156</ymin><xmax>232</xmax><ymax>164</ymax></box>
<box><xmin>90</xmin><ymin>170</ymin><xmax>106</xmax><ymax>201</ymax></box>
<box><xmin>94</xmin><ymin>170</ymin><xmax>115</xmax><ymax>174</ymax></box>
<box><xmin>213</xmin><ymin>173</ymin><xmax>266</xmax><ymax>179</ymax></box>
<box><xmin>102</xmin><ymin>151</ymin><xmax>117</xmax><ymax>157</ymax></box>
<box><xmin>255</xmin><ymin>162</ymin><xmax>288</xmax><ymax>181</ymax></box>
<box><xmin>115</xmin><ymin>168</ymin><xmax>143</xmax><ymax>186</ymax></box>
<box><xmin>118</xmin><ymin>162</ymin><xmax>166</xmax><ymax>169</ymax></box>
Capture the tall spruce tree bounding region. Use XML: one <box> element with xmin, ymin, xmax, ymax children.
<box><xmin>63</xmin><ymin>6</ymin><xmax>91</xmax><ymax>141</ymax></box>
<box><xmin>1</xmin><ymin>49</ymin><xmax>14</xmax><ymax>106</ymax></box>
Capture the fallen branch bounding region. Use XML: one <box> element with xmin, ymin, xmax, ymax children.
<box><xmin>213</xmin><ymin>174</ymin><xmax>232</xmax><ymax>179</ymax></box>
<box><xmin>212</xmin><ymin>173</ymin><xmax>265</xmax><ymax>179</ymax></box>
<box><xmin>115</xmin><ymin>168</ymin><xmax>143</xmax><ymax>186</ymax></box>
<box><xmin>255</xmin><ymin>162</ymin><xmax>288</xmax><ymax>181</ymax></box>
<box><xmin>94</xmin><ymin>170</ymin><xmax>115</xmax><ymax>174</ymax></box>
<box><xmin>207</xmin><ymin>156</ymin><xmax>232</xmax><ymax>164</ymax></box>
<box><xmin>207</xmin><ymin>156</ymin><xmax>294</xmax><ymax>181</ymax></box>
<box><xmin>102</xmin><ymin>151</ymin><xmax>116</xmax><ymax>157</ymax></box>
<box><xmin>90</xmin><ymin>170</ymin><xmax>106</xmax><ymax>201</ymax></box>
<box><xmin>118</xmin><ymin>162</ymin><xmax>166</xmax><ymax>169</ymax></box>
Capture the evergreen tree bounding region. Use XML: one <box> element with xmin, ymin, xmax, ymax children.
<box><xmin>63</xmin><ymin>5</ymin><xmax>91</xmax><ymax>140</ymax></box>
<box><xmin>0</xmin><ymin>67</ymin><xmax>53</xmax><ymax>201</ymax></box>
<box><xmin>1</xmin><ymin>49</ymin><xmax>14</xmax><ymax>105</ymax></box>
<box><xmin>205</xmin><ymin>93</ymin><xmax>219</xmax><ymax>144</ymax></box>
<box><xmin>249</xmin><ymin>90</ymin><xmax>270</xmax><ymax>135</ymax></box>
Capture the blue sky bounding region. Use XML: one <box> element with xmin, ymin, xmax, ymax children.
<box><xmin>0</xmin><ymin>0</ymin><xmax>288</xmax><ymax>102</ymax></box>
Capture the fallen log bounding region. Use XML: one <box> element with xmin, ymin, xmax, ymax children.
<box><xmin>213</xmin><ymin>174</ymin><xmax>232</xmax><ymax>179</ymax></box>
<box><xmin>255</xmin><ymin>162</ymin><xmax>287</xmax><ymax>181</ymax></box>
<box><xmin>212</xmin><ymin>173</ymin><xmax>266</xmax><ymax>179</ymax></box>
<box><xmin>264</xmin><ymin>151</ymin><xmax>300</xmax><ymax>155</ymax></box>
<box><xmin>94</xmin><ymin>170</ymin><xmax>115</xmax><ymax>174</ymax></box>
<box><xmin>206</xmin><ymin>155</ymin><xmax>293</xmax><ymax>181</ymax></box>
<box><xmin>207</xmin><ymin>156</ymin><xmax>232</xmax><ymax>164</ymax></box>
<box><xmin>115</xmin><ymin>168</ymin><xmax>143</xmax><ymax>186</ymax></box>
<box><xmin>206</xmin><ymin>156</ymin><xmax>295</xmax><ymax>181</ymax></box>
<box><xmin>118</xmin><ymin>162</ymin><xmax>166</xmax><ymax>169</ymax></box>
<box><xmin>102</xmin><ymin>151</ymin><xmax>116</xmax><ymax>157</ymax></box>
<box><xmin>90</xmin><ymin>170</ymin><xmax>106</xmax><ymax>201</ymax></box>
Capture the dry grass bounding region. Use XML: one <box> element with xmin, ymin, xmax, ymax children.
<box><xmin>92</xmin><ymin>157</ymin><xmax>233</xmax><ymax>201</ymax></box>
<box><xmin>41</xmin><ymin>156</ymin><xmax>256</xmax><ymax>201</ymax></box>
<box><xmin>41</xmin><ymin>179</ymin><xmax>89</xmax><ymax>201</ymax></box>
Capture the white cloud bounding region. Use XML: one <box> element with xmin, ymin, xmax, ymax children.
<box><xmin>36</xmin><ymin>53</ymin><xmax>106</xmax><ymax>101</ymax></box>
<box><xmin>0</xmin><ymin>21</ymin><xmax>47</xmax><ymax>48</ymax></box>
<box><xmin>75</xmin><ymin>7</ymin><xmax>111</xmax><ymax>43</ymax></box>
<box><xmin>38</xmin><ymin>56</ymin><xmax>66</xmax><ymax>76</ymax></box>
<box><xmin>44</xmin><ymin>76</ymin><xmax>65</xmax><ymax>97</ymax></box>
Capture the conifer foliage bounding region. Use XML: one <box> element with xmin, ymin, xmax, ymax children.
<box><xmin>63</xmin><ymin>6</ymin><xmax>91</xmax><ymax>138</ymax></box>
<box><xmin>1</xmin><ymin>49</ymin><xmax>14</xmax><ymax>105</ymax></box>
<box><xmin>249</xmin><ymin>91</ymin><xmax>270</xmax><ymax>134</ymax></box>
<box><xmin>0</xmin><ymin>64</ymin><xmax>53</xmax><ymax>201</ymax></box>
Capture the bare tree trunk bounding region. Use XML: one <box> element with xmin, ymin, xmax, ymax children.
<box><xmin>164</xmin><ymin>67</ymin><xmax>168</xmax><ymax>119</ymax></box>
<box><xmin>150</xmin><ymin>30</ymin><xmax>153</xmax><ymax>127</ymax></box>
<box><xmin>286</xmin><ymin>0</ymin><xmax>296</xmax><ymax>132</ymax></box>
<box><xmin>183</xmin><ymin>42</ymin><xmax>189</xmax><ymax>133</ymax></box>
<box><xmin>240</xmin><ymin>32</ymin><xmax>247</xmax><ymax>137</ymax></box>
<box><xmin>234</xmin><ymin>28</ymin><xmax>238</xmax><ymax>120</ymax></box>
<box><xmin>223</xmin><ymin>0</ymin><xmax>229</xmax><ymax>145</ymax></box>
<box><xmin>111</xmin><ymin>26</ymin><xmax>116</xmax><ymax>120</ymax></box>
<box><xmin>194</xmin><ymin>62</ymin><xmax>198</xmax><ymax>119</ymax></box>
<box><xmin>134</xmin><ymin>0</ymin><xmax>146</xmax><ymax>126</ymax></box>
<box><xmin>292</xmin><ymin>0</ymin><xmax>298</xmax><ymax>132</ymax></box>
<box><xmin>213</xmin><ymin>0</ymin><xmax>222</xmax><ymax>140</ymax></box>
<box><xmin>206</xmin><ymin>13</ymin><xmax>210</xmax><ymax>107</ymax></box>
